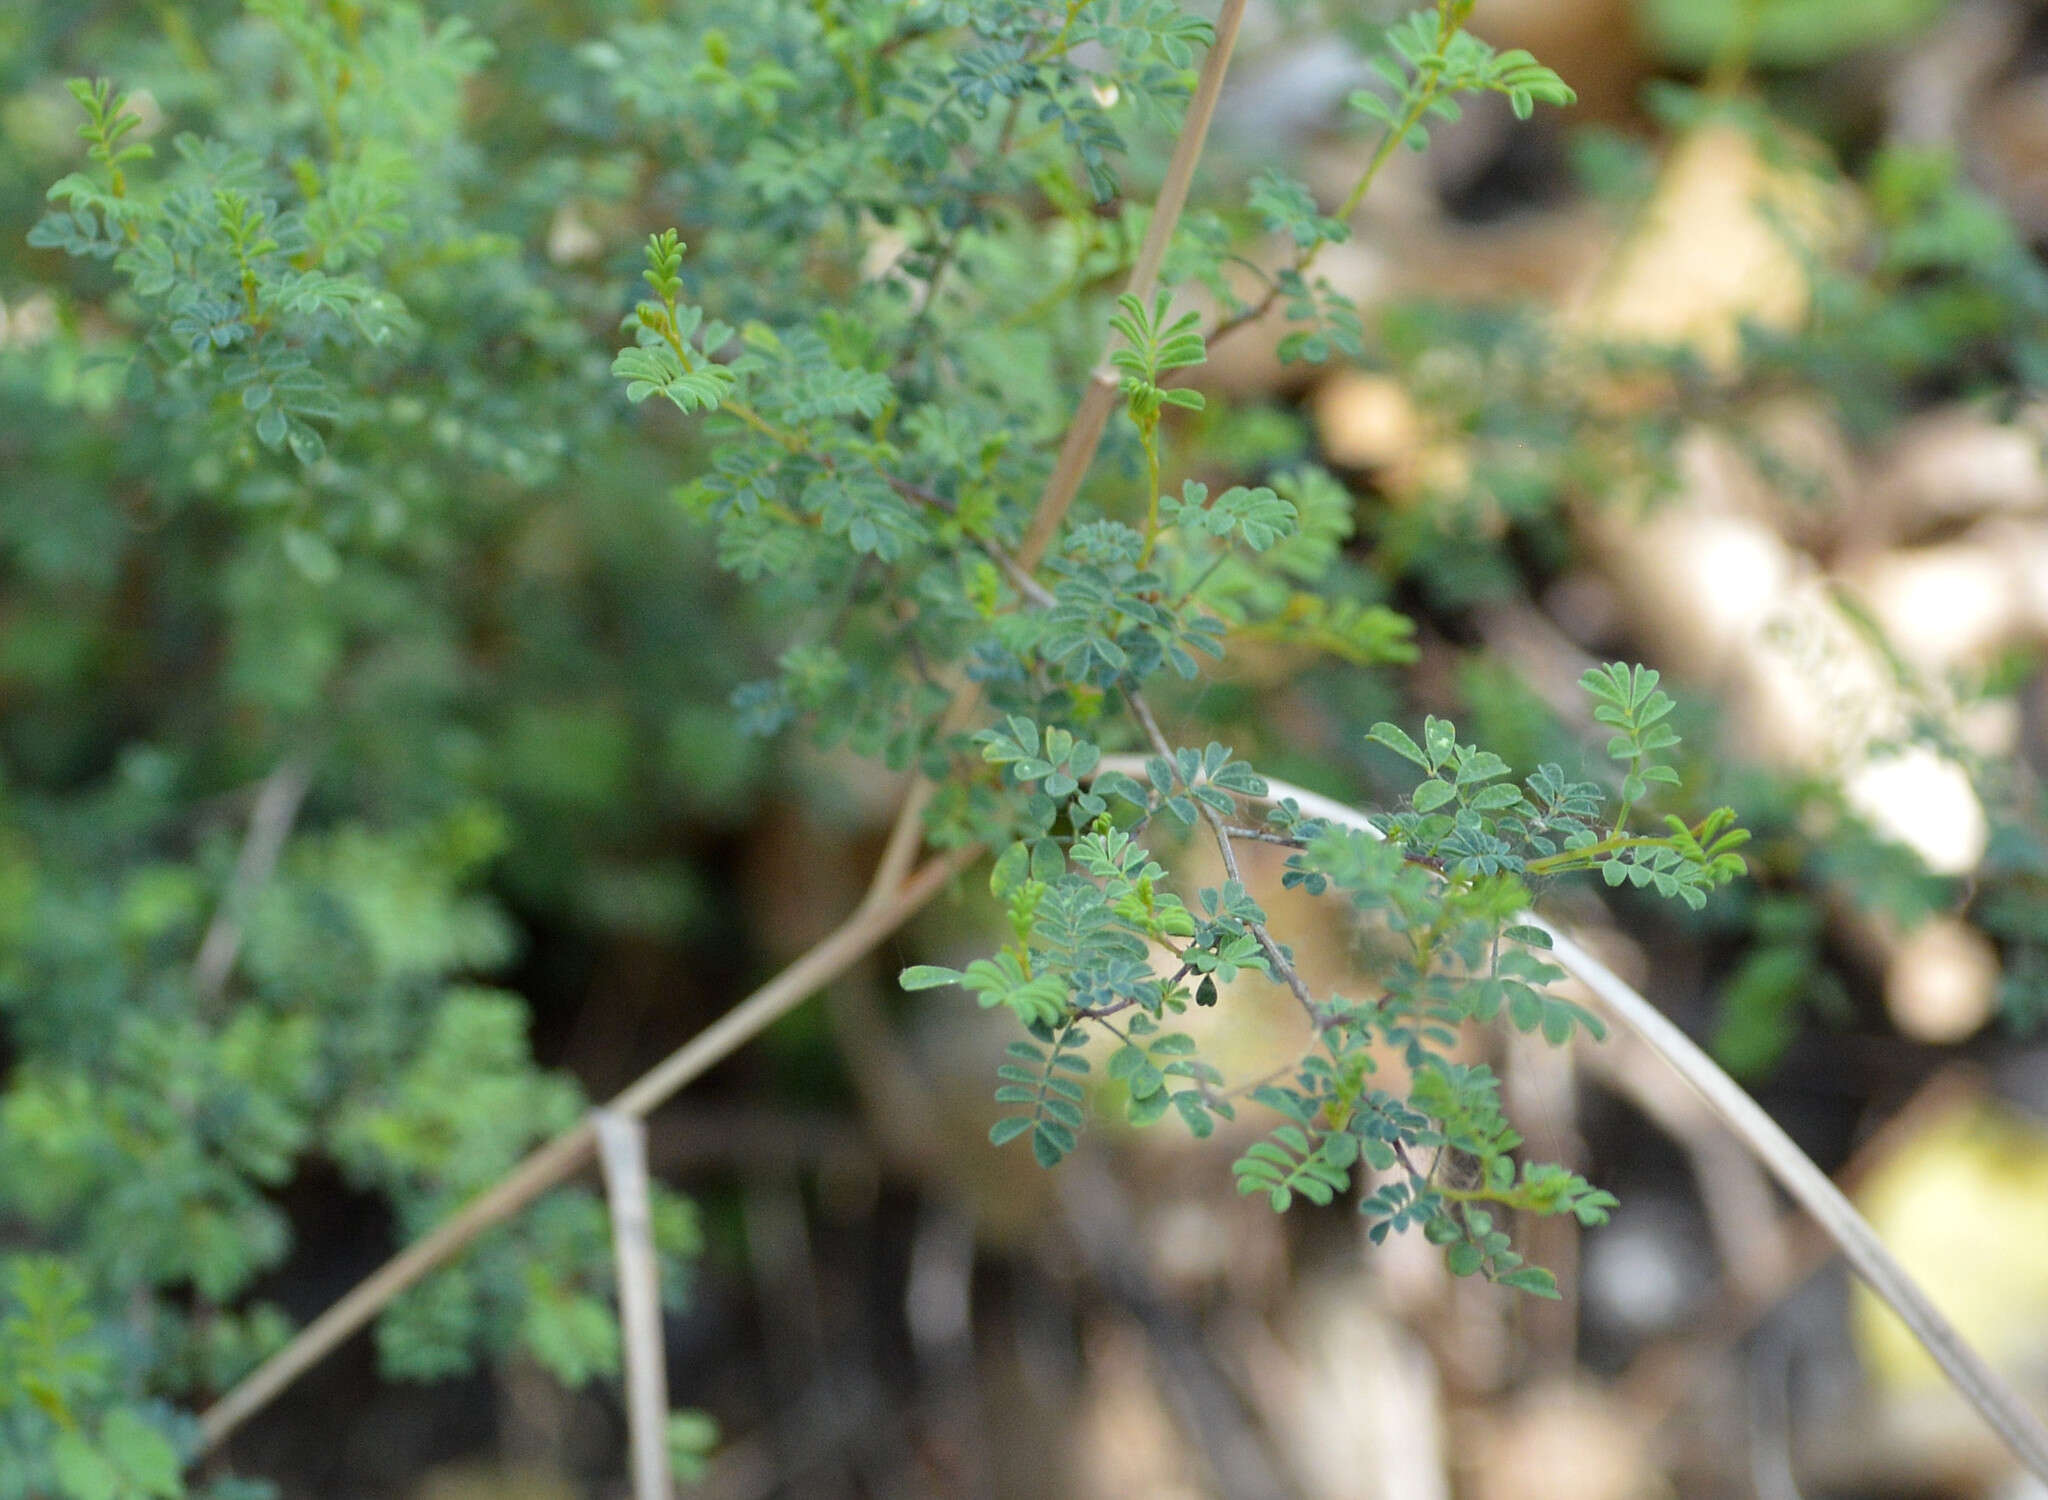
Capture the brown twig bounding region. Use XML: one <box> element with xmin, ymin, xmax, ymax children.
<box><xmin>197</xmin><ymin>845</ymin><xmax>979</xmax><ymax>1451</ymax></box>
<box><xmin>1012</xmin><ymin>0</ymin><xmax>1247</xmax><ymax>565</ymax></box>
<box><xmin>869</xmin><ymin>0</ymin><xmax>1249</xmax><ymax>891</ymax></box>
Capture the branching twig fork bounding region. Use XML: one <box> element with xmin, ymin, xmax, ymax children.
<box><xmin>197</xmin><ymin>846</ymin><xmax>978</xmax><ymax>1451</ymax></box>
<box><xmin>870</xmin><ymin>0</ymin><xmax>1251</xmax><ymax>904</ymax></box>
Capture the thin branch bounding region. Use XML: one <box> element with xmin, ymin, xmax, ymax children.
<box><xmin>870</xmin><ymin>0</ymin><xmax>1250</xmax><ymax>889</ymax></box>
<box><xmin>989</xmin><ymin>544</ymin><xmax>1056</xmax><ymax>608</ymax></box>
<box><xmin>191</xmin><ymin>758</ymin><xmax>312</xmax><ymax>1003</ymax></box>
<box><xmin>1221</xmin><ymin>824</ymin><xmax>1308</xmax><ymax>848</ymax></box>
<box><xmin>880</xmin><ymin>474</ymin><xmax>956</xmax><ymax>514</ymax></box>
<box><xmin>1193</xmin><ymin>25</ymin><xmax>1440</xmax><ymax>360</ymax></box>
<box><xmin>197</xmin><ymin>844</ymin><xmax>980</xmax><ymax>1452</ymax></box>
<box><xmin>1015</xmin><ymin>0</ymin><xmax>1248</xmax><ymax>572</ymax></box>
<box><xmin>1124</xmin><ymin>690</ymin><xmax>1321</xmax><ymax>1024</ymax></box>
<box><xmin>594</xmin><ymin>1109</ymin><xmax>674</xmax><ymax>1500</ymax></box>
<box><xmin>1089</xmin><ymin>754</ymin><xmax>2048</xmax><ymax>1481</ymax></box>
<box><xmin>1073</xmin><ymin>994</ymin><xmax>1144</xmax><ymax>1020</ymax></box>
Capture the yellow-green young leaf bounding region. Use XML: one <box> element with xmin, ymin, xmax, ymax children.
<box><xmin>50</xmin><ymin>1432</ymin><xmax>117</xmax><ymax>1500</ymax></box>
<box><xmin>1367</xmin><ymin>721</ymin><xmax>1430</xmax><ymax>768</ymax></box>
<box><xmin>101</xmin><ymin>1410</ymin><xmax>181</xmax><ymax>1499</ymax></box>
<box><xmin>990</xmin><ymin>841</ymin><xmax>1032</xmax><ymax>898</ymax></box>
<box><xmin>520</xmin><ymin>1289</ymin><xmax>619</xmax><ymax>1387</ymax></box>
<box><xmin>1411</xmin><ymin>779</ymin><xmax>1456</xmax><ymax>813</ymax></box>
<box><xmin>666</xmin><ymin>1410</ymin><xmax>719</xmax><ymax>1482</ymax></box>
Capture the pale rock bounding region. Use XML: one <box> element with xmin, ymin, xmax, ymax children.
<box><xmin>1230</xmin><ymin>1284</ymin><xmax>1450</xmax><ymax>1500</ymax></box>
<box><xmin>1572</xmin><ymin>123</ymin><xmax>1850</xmax><ymax>374</ymax></box>
<box><xmin>1467</xmin><ymin>1380</ymin><xmax>1668</xmax><ymax>1500</ymax></box>
<box><xmin>0</xmin><ymin>291</ymin><xmax>56</xmax><ymax>350</ymax></box>
<box><xmin>544</xmin><ymin>203</ymin><xmax>602</xmax><ymax>265</ymax></box>
<box><xmin>1874</xmin><ymin>404</ymin><xmax>2048</xmax><ymax>525</ymax></box>
<box><xmin>1073</xmin><ymin>1320</ymin><xmax>1209</xmax><ymax>1500</ymax></box>
<box><xmin>1312</xmin><ymin>369</ymin><xmax>1423</xmax><ymax>480</ymax></box>
<box><xmin>1843</xmin><ymin>746</ymin><xmax>1988</xmax><ymax>876</ymax></box>
<box><xmin>1885</xmin><ymin>917</ymin><xmax>2000</xmax><ymax>1043</ymax></box>
<box><xmin>1845</xmin><ymin>538</ymin><xmax>2024</xmax><ymax>673</ymax></box>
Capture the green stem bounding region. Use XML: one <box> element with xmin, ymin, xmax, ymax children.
<box><xmin>1704</xmin><ymin>0</ymin><xmax>1765</xmax><ymax>98</ymax></box>
<box><xmin>653</xmin><ymin>302</ymin><xmax>804</xmax><ymax>453</ymax></box>
<box><xmin>1029</xmin><ymin>0</ymin><xmax>1092</xmax><ymax>64</ymax></box>
<box><xmin>1136</xmin><ymin>418</ymin><xmax>1162</xmax><ymax>566</ymax></box>
<box><xmin>1435</xmin><ymin>1184</ymin><xmax>1530</xmax><ymax>1210</ymax></box>
<box><xmin>1523</xmin><ymin>832</ymin><xmax>1667</xmax><ymax>878</ymax></box>
<box><xmin>1335</xmin><ymin>90</ymin><xmax>1431</xmax><ymax>223</ymax></box>
<box><xmin>1609</xmin><ymin>753</ymin><xmax>1644</xmax><ymax>838</ymax></box>
<box><xmin>1202</xmin><ymin>82</ymin><xmax>1438</xmax><ymax>353</ymax></box>
<box><xmin>1171</xmin><ymin>548</ymin><xmax>1231</xmax><ymax>608</ymax></box>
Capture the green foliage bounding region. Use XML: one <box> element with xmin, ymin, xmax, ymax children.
<box><xmin>1581</xmin><ymin>662</ymin><xmax>1683</xmax><ymax>812</ymax></box>
<box><xmin>1348</xmin><ymin>6</ymin><xmax>1576</xmax><ymax>141</ymax></box>
<box><xmin>905</xmin><ymin>667</ymin><xmax>1736</xmax><ymax>1290</ymax></box>
<box><xmin>26</xmin><ymin>22</ymin><xmax>468</xmax><ymax>465</ymax></box>
<box><xmin>0</xmin><ymin>1258</ymin><xmax>188</xmax><ymax>1500</ymax></box>
<box><xmin>666</xmin><ymin>1410</ymin><xmax>720</xmax><ymax>1484</ymax></box>
<box><xmin>584</xmin><ymin>0</ymin><xmax>1729</xmax><ymax>1303</ymax></box>
<box><xmin>1639</xmin><ymin>0</ymin><xmax>1947</xmax><ymax>68</ymax></box>
<box><xmin>1111</xmin><ymin>290</ymin><xmax>1209</xmax><ymax>420</ymax></box>
<box><xmin>613</xmin><ymin>232</ymin><xmax>739</xmax><ymax>416</ymax></box>
<box><xmin>987</xmin><ymin>1028</ymin><xmax>1094</xmax><ymax>1166</ymax></box>
<box><xmin>1160</xmin><ymin>481</ymin><xmax>1297</xmax><ymax>552</ymax></box>
<box><xmin>1786</xmin><ymin>144</ymin><xmax>2048</xmax><ymax>422</ymax></box>
<box><xmin>23</xmin><ymin>0</ymin><xmax>2042</xmax><ymax>1486</ymax></box>
<box><xmin>1247</xmin><ymin>170</ymin><xmax>1349</xmax><ymax>252</ymax></box>
<box><xmin>3</xmin><ymin>0</ymin><xmax>767</xmax><ymax>1485</ymax></box>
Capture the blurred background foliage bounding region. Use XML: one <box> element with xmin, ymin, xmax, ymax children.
<box><xmin>4</xmin><ymin>0</ymin><xmax>2048</xmax><ymax>1496</ymax></box>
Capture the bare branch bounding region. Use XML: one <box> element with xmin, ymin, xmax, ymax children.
<box><xmin>198</xmin><ymin>845</ymin><xmax>980</xmax><ymax>1452</ymax></box>
<box><xmin>192</xmin><ymin>758</ymin><xmax>312</xmax><ymax>1003</ymax></box>
<box><xmin>1017</xmin><ymin>0</ymin><xmax>1248</xmax><ymax>571</ymax></box>
<box><xmin>595</xmin><ymin>1109</ymin><xmax>674</xmax><ymax>1500</ymax></box>
<box><xmin>871</xmin><ymin>0</ymin><xmax>1249</xmax><ymax>890</ymax></box>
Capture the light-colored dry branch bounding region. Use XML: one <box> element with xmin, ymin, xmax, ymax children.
<box><xmin>878</xmin><ymin>0</ymin><xmax>1252</xmax><ymax>890</ymax></box>
<box><xmin>1092</xmin><ymin>755</ymin><xmax>2048</xmax><ymax>1480</ymax></box>
<box><xmin>198</xmin><ymin>844</ymin><xmax>979</xmax><ymax>1451</ymax></box>
<box><xmin>595</xmin><ymin>1108</ymin><xmax>674</xmax><ymax>1500</ymax></box>
<box><xmin>1579</xmin><ymin>1030</ymin><xmax>1792</xmax><ymax>1304</ymax></box>
<box><xmin>192</xmin><ymin>758</ymin><xmax>312</xmax><ymax>1002</ymax></box>
<box><xmin>1015</xmin><ymin>0</ymin><xmax>1247</xmax><ymax>572</ymax></box>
